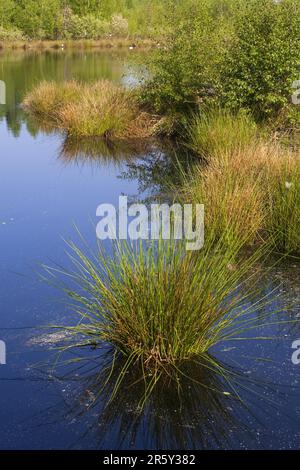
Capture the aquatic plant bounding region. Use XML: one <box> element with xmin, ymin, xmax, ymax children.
<box><xmin>23</xmin><ymin>80</ymin><xmax>157</xmax><ymax>139</ymax></box>
<box><xmin>44</xmin><ymin>229</ymin><xmax>282</xmax><ymax>406</ymax></box>
<box><xmin>181</xmin><ymin>140</ymin><xmax>300</xmax><ymax>254</ymax></box>
<box><xmin>265</xmin><ymin>157</ymin><xmax>300</xmax><ymax>253</ymax></box>
<box><xmin>181</xmin><ymin>156</ymin><xmax>264</xmax><ymax>244</ymax></box>
<box><xmin>23</xmin><ymin>80</ymin><xmax>81</xmax><ymax>121</ymax></box>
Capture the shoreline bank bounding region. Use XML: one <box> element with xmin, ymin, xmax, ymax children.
<box><xmin>0</xmin><ymin>38</ymin><xmax>157</xmax><ymax>51</ymax></box>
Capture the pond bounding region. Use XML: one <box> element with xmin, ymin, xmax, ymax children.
<box><xmin>0</xmin><ymin>48</ymin><xmax>300</xmax><ymax>450</ymax></box>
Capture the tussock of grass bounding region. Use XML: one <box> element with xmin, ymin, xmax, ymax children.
<box><xmin>23</xmin><ymin>81</ymin><xmax>81</xmax><ymax>121</ymax></box>
<box><xmin>182</xmin><ymin>140</ymin><xmax>300</xmax><ymax>253</ymax></box>
<box><xmin>182</xmin><ymin>158</ymin><xmax>264</xmax><ymax>244</ymax></box>
<box><xmin>23</xmin><ymin>80</ymin><xmax>157</xmax><ymax>139</ymax></box>
<box><xmin>44</xmin><ymin>232</ymin><xmax>282</xmax><ymax>405</ymax></box>
<box><xmin>187</xmin><ymin>108</ymin><xmax>258</xmax><ymax>158</ymax></box>
<box><xmin>265</xmin><ymin>155</ymin><xmax>300</xmax><ymax>253</ymax></box>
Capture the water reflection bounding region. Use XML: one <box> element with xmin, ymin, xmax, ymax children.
<box><xmin>0</xmin><ymin>49</ymin><xmax>140</xmax><ymax>137</ymax></box>
<box><xmin>32</xmin><ymin>352</ymin><xmax>252</xmax><ymax>450</ymax></box>
<box><xmin>59</xmin><ymin>137</ymin><xmax>155</xmax><ymax>166</ymax></box>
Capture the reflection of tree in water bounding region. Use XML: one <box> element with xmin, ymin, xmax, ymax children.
<box><xmin>58</xmin><ymin>136</ymin><xmax>198</xmax><ymax>201</ymax></box>
<box><xmin>119</xmin><ymin>143</ymin><xmax>198</xmax><ymax>201</ymax></box>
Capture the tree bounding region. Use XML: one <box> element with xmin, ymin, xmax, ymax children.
<box><xmin>0</xmin><ymin>0</ymin><xmax>15</xmax><ymax>28</ymax></box>
<box><xmin>221</xmin><ymin>0</ymin><xmax>300</xmax><ymax>121</ymax></box>
<box><xmin>13</xmin><ymin>0</ymin><xmax>62</xmax><ymax>39</ymax></box>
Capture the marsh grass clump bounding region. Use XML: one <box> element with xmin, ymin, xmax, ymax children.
<box><xmin>44</xmin><ymin>231</ymin><xmax>282</xmax><ymax>404</ymax></box>
<box><xmin>181</xmin><ymin>140</ymin><xmax>300</xmax><ymax>254</ymax></box>
<box><xmin>23</xmin><ymin>81</ymin><xmax>81</xmax><ymax>121</ymax></box>
<box><xmin>186</xmin><ymin>108</ymin><xmax>258</xmax><ymax>158</ymax></box>
<box><xmin>265</xmin><ymin>158</ymin><xmax>300</xmax><ymax>253</ymax></box>
<box><xmin>23</xmin><ymin>80</ymin><xmax>157</xmax><ymax>139</ymax></box>
<box><xmin>181</xmin><ymin>157</ymin><xmax>265</xmax><ymax>244</ymax></box>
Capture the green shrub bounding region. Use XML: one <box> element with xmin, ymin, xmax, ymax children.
<box><xmin>0</xmin><ymin>26</ymin><xmax>25</xmax><ymax>41</ymax></box>
<box><xmin>110</xmin><ymin>14</ymin><xmax>129</xmax><ymax>37</ymax></box>
<box><xmin>67</xmin><ymin>13</ymin><xmax>110</xmax><ymax>39</ymax></box>
<box><xmin>13</xmin><ymin>0</ymin><xmax>62</xmax><ymax>39</ymax></box>
<box><xmin>220</xmin><ymin>0</ymin><xmax>300</xmax><ymax>123</ymax></box>
<box><xmin>140</xmin><ymin>0</ymin><xmax>231</xmax><ymax>114</ymax></box>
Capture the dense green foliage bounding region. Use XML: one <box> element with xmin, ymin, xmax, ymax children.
<box><xmin>141</xmin><ymin>0</ymin><xmax>233</xmax><ymax>114</ymax></box>
<box><xmin>3</xmin><ymin>0</ymin><xmax>300</xmax><ymax>125</ymax></box>
<box><xmin>221</xmin><ymin>0</ymin><xmax>300</xmax><ymax>121</ymax></box>
<box><xmin>142</xmin><ymin>0</ymin><xmax>300</xmax><ymax>126</ymax></box>
<box><xmin>0</xmin><ymin>0</ymin><xmax>180</xmax><ymax>39</ymax></box>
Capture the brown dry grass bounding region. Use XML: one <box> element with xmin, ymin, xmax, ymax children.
<box><xmin>182</xmin><ymin>140</ymin><xmax>300</xmax><ymax>251</ymax></box>
<box><xmin>23</xmin><ymin>79</ymin><xmax>158</xmax><ymax>139</ymax></box>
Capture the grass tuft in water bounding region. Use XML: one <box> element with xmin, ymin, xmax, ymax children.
<box><xmin>23</xmin><ymin>80</ymin><xmax>157</xmax><ymax>139</ymax></box>
<box><xmin>43</xmin><ymin>230</ymin><xmax>284</xmax><ymax>406</ymax></box>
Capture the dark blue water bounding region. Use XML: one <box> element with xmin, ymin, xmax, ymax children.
<box><xmin>0</xmin><ymin>49</ymin><xmax>300</xmax><ymax>450</ymax></box>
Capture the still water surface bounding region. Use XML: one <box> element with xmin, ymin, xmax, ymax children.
<box><xmin>0</xmin><ymin>49</ymin><xmax>300</xmax><ymax>450</ymax></box>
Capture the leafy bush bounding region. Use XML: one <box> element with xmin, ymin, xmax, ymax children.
<box><xmin>140</xmin><ymin>1</ymin><xmax>230</xmax><ymax>114</ymax></box>
<box><xmin>220</xmin><ymin>0</ymin><xmax>300</xmax><ymax>122</ymax></box>
<box><xmin>0</xmin><ymin>26</ymin><xmax>25</xmax><ymax>41</ymax></box>
<box><xmin>13</xmin><ymin>0</ymin><xmax>62</xmax><ymax>39</ymax></box>
<box><xmin>67</xmin><ymin>14</ymin><xmax>110</xmax><ymax>39</ymax></box>
<box><xmin>110</xmin><ymin>14</ymin><xmax>129</xmax><ymax>37</ymax></box>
